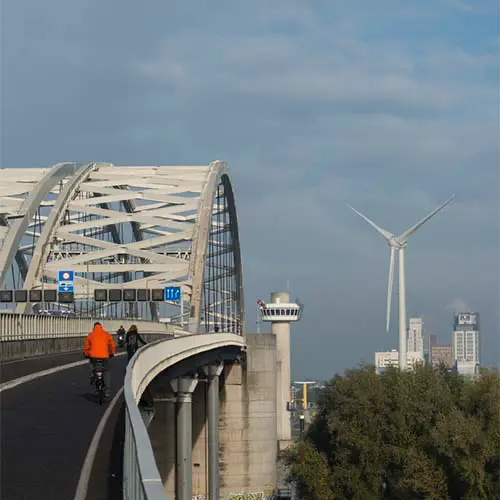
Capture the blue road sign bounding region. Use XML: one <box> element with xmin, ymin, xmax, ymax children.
<box><xmin>58</xmin><ymin>284</ymin><xmax>74</xmax><ymax>293</ymax></box>
<box><xmin>164</xmin><ymin>286</ymin><xmax>181</xmax><ymax>302</ymax></box>
<box><xmin>58</xmin><ymin>270</ymin><xmax>74</xmax><ymax>283</ymax></box>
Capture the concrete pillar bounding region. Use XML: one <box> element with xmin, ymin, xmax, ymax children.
<box><xmin>271</xmin><ymin>291</ymin><xmax>292</xmax><ymax>448</ymax></box>
<box><xmin>202</xmin><ymin>362</ymin><xmax>224</xmax><ymax>500</ymax></box>
<box><xmin>170</xmin><ymin>376</ymin><xmax>199</xmax><ymax>500</ymax></box>
<box><xmin>219</xmin><ymin>335</ymin><xmax>278</xmax><ymax>497</ymax></box>
<box><xmin>191</xmin><ymin>383</ymin><xmax>208</xmax><ymax>498</ymax></box>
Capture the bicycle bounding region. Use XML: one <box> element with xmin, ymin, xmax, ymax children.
<box><xmin>92</xmin><ymin>360</ymin><xmax>107</xmax><ymax>405</ymax></box>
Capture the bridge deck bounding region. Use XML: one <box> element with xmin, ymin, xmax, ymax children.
<box><xmin>1</xmin><ymin>354</ymin><xmax>126</xmax><ymax>500</ymax></box>
<box><xmin>1</xmin><ymin>352</ymin><xmax>85</xmax><ymax>383</ymax></box>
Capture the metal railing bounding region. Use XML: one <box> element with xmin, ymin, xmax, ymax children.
<box><xmin>123</xmin><ymin>333</ymin><xmax>246</xmax><ymax>500</ymax></box>
<box><xmin>0</xmin><ymin>313</ymin><xmax>172</xmax><ymax>341</ymax></box>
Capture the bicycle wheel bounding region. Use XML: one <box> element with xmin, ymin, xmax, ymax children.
<box><xmin>98</xmin><ymin>389</ymin><xmax>104</xmax><ymax>405</ymax></box>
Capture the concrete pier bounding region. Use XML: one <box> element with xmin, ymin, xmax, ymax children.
<box><xmin>170</xmin><ymin>376</ymin><xmax>199</xmax><ymax>500</ymax></box>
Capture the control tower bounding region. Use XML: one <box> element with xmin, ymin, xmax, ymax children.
<box><xmin>258</xmin><ymin>292</ymin><xmax>303</xmax><ymax>450</ymax></box>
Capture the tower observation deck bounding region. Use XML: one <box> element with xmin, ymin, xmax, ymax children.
<box><xmin>258</xmin><ymin>292</ymin><xmax>303</xmax><ymax>450</ymax></box>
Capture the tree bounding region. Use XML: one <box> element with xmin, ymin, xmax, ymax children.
<box><xmin>282</xmin><ymin>365</ymin><xmax>500</xmax><ymax>499</ymax></box>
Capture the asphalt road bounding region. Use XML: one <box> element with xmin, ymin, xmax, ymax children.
<box><xmin>0</xmin><ymin>352</ymin><xmax>86</xmax><ymax>383</ymax></box>
<box><xmin>0</xmin><ymin>356</ymin><xmax>127</xmax><ymax>500</ymax></box>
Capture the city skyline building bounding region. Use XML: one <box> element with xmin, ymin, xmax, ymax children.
<box><xmin>408</xmin><ymin>317</ymin><xmax>424</xmax><ymax>355</ymax></box>
<box><xmin>453</xmin><ymin>312</ymin><xmax>480</xmax><ymax>375</ymax></box>
<box><xmin>430</xmin><ymin>343</ymin><xmax>453</xmax><ymax>368</ymax></box>
<box><xmin>375</xmin><ymin>349</ymin><xmax>424</xmax><ymax>374</ymax></box>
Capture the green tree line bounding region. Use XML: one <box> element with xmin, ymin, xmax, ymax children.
<box><xmin>283</xmin><ymin>365</ymin><xmax>499</xmax><ymax>499</ymax></box>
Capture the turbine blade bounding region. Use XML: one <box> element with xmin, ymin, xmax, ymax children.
<box><xmin>386</xmin><ymin>246</ymin><xmax>395</xmax><ymax>332</ymax></box>
<box><xmin>396</xmin><ymin>195</ymin><xmax>455</xmax><ymax>243</ymax></box>
<box><xmin>346</xmin><ymin>204</ymin><xmax>393</xmax><ymax>241</ymax></box>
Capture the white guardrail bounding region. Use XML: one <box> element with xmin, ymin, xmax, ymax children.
<box><xmin>0</xmin><ymin>313</ymin><xmax>174</xmax><ymax>341</ymax></box>
<box><xmin>123</xmin><ymin>333</ymin><xmax>246</xmax><ymax>500</ymax></box>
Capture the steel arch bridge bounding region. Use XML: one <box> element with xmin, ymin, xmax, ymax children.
<box><xmin>0</xmin><ymin>161</ymin><xmax>244</xmax><ymax>335</ymax></box>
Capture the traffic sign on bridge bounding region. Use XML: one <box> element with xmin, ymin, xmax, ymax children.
<box><xmin>164</xmin><ymin>286</ymin><xmax>181</xmax><ymax>302</ymax></box>
<box><xmin>57</xmin><ymin>270</ymin><xmax>74</xmax><ymax>283</ymax></box>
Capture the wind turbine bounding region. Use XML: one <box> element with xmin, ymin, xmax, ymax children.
<box><xmin>347</xmin><ymin>195</ymin><xmax>455</xmax><ymax>370</ymax></box>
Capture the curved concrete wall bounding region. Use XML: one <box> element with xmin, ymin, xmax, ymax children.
<box><xmin>123</xmin><ymin>333</ymin><xmax>246</xmax><ymax>499</ymax></box>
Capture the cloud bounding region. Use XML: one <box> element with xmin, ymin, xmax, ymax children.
<box><xmin>446</xmin><ymin>298</ymin><xmax>471</xmax><ymax>313</ymax></box>
<box><xmin>1</xmin><ymin>0</ymin><xmax>498</xmax><ymax>375</ymax></box>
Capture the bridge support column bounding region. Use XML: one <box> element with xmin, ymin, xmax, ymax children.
<box><xmin>170</xmin><ymin>376</ymin><xmax>199</xmax><ymax>500</ymax></box>
<box><xmin>203</xmin><ymin>362</ymin><xmax>224</xmax><ymax>500</ymax></box>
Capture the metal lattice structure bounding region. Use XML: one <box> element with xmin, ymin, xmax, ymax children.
<box><xmin>0</xmin><ymin>161</ymin><xmax>244</xmax><ymax>335</ymax></box>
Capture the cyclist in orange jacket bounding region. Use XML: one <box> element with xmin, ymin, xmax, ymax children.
<box><xmin>83</xmin><ymin>322</ymin><xmax>116</xmax><ymax>397</ymax></box>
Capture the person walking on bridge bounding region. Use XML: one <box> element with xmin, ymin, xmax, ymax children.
<box><xmin>125</xmin><ymin>324</ymin><xmax>147</xmax><ymax>361</ymax></box>
<box><xmin>116</xmin><ymin>324</ymin><xmax>126</xmax><ymax>347</ymax></box>
<box><xmin>83</xmin><ymin>321</ymin><xmax>116</xmax><ymax>397</ymax></box>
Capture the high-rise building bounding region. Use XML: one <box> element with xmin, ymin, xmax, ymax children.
<box><xmin>429</xmin><ymin>334</ymin><xmax>438</xmax><ymax>349</ymax></box>
<box><xmin>407</xmin><ymin>317</ymin><xmax>424</xmax><ymax>355</ymax></box>
<box><xmin>428</xmin><ymin>333</ymin><xmax>453</xmax><ymax>368</ymax></box>
<box><xmin>430</xmin><ymin>344</ymin><xmax>453</xmax><ymax>368</ymax></box>
<box><xmin>453</xmin><ymin>312</ymin><xmax>480</xmax><ymax>375</ymax></box>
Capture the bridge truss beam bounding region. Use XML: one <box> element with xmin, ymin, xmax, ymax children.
<box><xmin>0</xmin><ymin>161</ymin><xmax>244</xmax><ymax>334</ymax></box>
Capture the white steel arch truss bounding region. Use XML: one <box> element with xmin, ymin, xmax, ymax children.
<box><xmin>0</xmin><ymin>161</ymin><xmax>244</xmax><ymax>335</ymax></box>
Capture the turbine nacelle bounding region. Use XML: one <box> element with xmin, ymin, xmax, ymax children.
<box><xmin>389</xmin><ymin>238</ymin><xmax>406</xmax><ymax>250</ymax></box>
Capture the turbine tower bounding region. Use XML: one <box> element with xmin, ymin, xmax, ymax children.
<box><xmin>347</xmin><ymin>195</ymin><xmax>455</xmax><ymax>370</ymax></box>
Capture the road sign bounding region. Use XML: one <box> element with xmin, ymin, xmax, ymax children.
<box><xmin>58</xmin><ymin>284</ymin><xmax>74</xmax><ymax>293</ymax></box>
<box><xmin>43</xmin><ymin>289</ymin><xmax>57</xmax><ymax>302</ymax></box>
<box><xmin>94</xmin><ymin>289</ymin><xmax>108</xmax><ymax>302</ymax></box>
<box><xmin>0</xmin><ymin>290</ymin><xmax>13</xmax><ymax>302</ymax></box>
<box><xmin>58</xmin><ymin>291</ymin><xmax>74</xmax><ymax>303</ymax></box>
<box><xmin>108</xmin><ymin>289</ymin><xmax>122</xmax><ymax>302</ymax></box>
<box><xmin>29</xmin><ymin>290</ymin><xmax>43</xmax><ymax>302</ymax></box>
<box><xmin>151</xmin><ymin>288</ymin><xmax>164</xmax><ymax>301</ymax></box>
<box><xmin>58</xmin><ymin>270</ymin><xmax>74</xmax><ymax>283</ymax></box>
<box><xmin>164</xmin><ymin>286</ymin><xmax>181</xmax><ymax>302</ymax></box>
<box><xmin>14</xmin><ymin>290</ymin><xmax>28</xmax><ymax>303</ymax></box>
<box><xmin>123</xmin><ymin>289</ymin><xmax>137</xmax><ymax>302</ymax></box>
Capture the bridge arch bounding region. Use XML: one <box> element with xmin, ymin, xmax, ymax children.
<box><xmin>0</xmin><ymin>161</ymin><xmax>243</xmax><ymax>332</ymax></box>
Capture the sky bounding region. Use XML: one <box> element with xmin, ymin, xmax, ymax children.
<box><xmin>1</xmin><ymin>0</ymin><xmax>499</xmax><ymax>380</ymax></box>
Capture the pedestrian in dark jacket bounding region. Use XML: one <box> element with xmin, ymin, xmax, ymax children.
<box><xmin>125</xmin><ymin>324</ymin><xmax>147</xmax><ymax>361</ymax></box>
<box><xmin>117</xmin><ymin>325</ymin><xmax>126</xmax><ymax>348</ymax></box>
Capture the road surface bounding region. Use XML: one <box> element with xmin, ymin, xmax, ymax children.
<box><xmin>1</xmin><ymin>354</ymin><xmax>126</xmax><ymax>500</ymax></box>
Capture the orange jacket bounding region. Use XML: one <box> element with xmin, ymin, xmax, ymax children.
<box><xmin>83</xmin><ymin>324</ymin><xmax>116</xmax><ymax>359</ymax></box>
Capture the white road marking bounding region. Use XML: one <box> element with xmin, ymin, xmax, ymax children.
<box><xmin>0</xmin><ymin>352</ymin><xmax>126</xmax><ymax>392</ymax></box>
<box><xmin>73</xmin><ymin>387</ymin><xmax>124</xmax><ymax>500</ymax></box>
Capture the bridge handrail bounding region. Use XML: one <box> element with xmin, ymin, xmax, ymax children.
<box><xmin>123</xmin><ymin>333</ymin><xmax>246</xmax><ymax>500</ymax></box>
<box><xmin>0</xmin><ymin>313</ymin><xmax>172</xmax><ymax>341</ymax></box>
